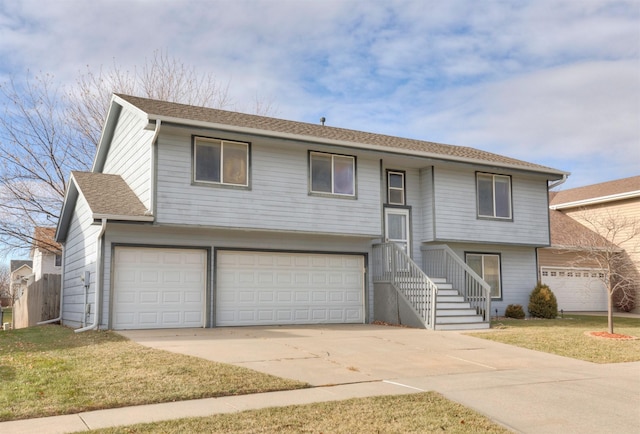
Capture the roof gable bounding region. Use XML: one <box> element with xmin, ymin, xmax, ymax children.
<box><xmin>113</xmin><ymin>93</ymin><xmax>567</xmax><ymax>178</ymax></box>
<box><xmin>55</xmin><ymin>172</ymin><xmax>153</xmax><ymax>243</ymax></box>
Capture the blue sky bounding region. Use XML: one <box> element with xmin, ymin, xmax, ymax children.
<box><xmin>0</xmin><ymin>0</ymin><xmax>638</xmax><ymax>190</ymax></box>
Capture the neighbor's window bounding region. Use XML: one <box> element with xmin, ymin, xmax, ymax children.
<box><xmin>310</xmin><ymin>152</ymin><xmax>355</xmax><ymax>196</ymax></box>
<box><xmin>466</xmin><ymin>253</ymin><xmax>502</xmax><ymax>299</ymax></box>
<box><xmin>55</xmin><ymin>254</ymin><xmax>62</xmax><ymax>267</ymax></box>
<box><xmin>477</xmin><ymin>173</ymin><xmax>512</xmax><ymax>219</ymax></box>
<box><xmin>194</xmin><ymin>137</ymin><xmax>249</xmax><ymax>186</ymax></box>
<box><xmin>387</xmin><ymin>170</ymin><xmax>405</xmax><ymax>205</ymax></box>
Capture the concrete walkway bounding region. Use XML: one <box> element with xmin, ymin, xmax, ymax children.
<box><xmin>2</xmin><ymin>324</ymin><xmax>639</xmax><ymax>433</ymax></box>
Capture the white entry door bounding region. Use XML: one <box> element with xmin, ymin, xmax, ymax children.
<box><xmin>385</xmin><ymin>208</ymin><xmax>411</xmax><ymax>255</ymax></box>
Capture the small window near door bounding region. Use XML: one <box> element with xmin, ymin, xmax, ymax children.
<box><xmin>387</xmin><ymin>171</ymin><xmax>405</xmax><ymax>205</ymax></box>
<box><xmin>465</xmin><ymin>252</ymin><xmax>501</xmax><ymax>299</ymax></box>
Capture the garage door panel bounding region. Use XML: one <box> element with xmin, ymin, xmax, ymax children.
<box><xmin>541</xmin><ymin>267</ymin><xmax>607</xmax><ymax>311</ymax></box>
<box><xmin>216</xmin><ymin>251</ymin><xmax>364</xmax><ymax>326</ymax></box>
<box><xmin>113</xmin><ymin>247</ymin><xmax>206</xmax><ymax>330</ymax></box>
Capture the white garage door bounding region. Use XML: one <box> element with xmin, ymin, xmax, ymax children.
<box><xmin>216</xmin><ymin>251</ymin><xmax>365</xmax><ymax>326</ymax></box>
<box><xmin>112</xmin><ymin>247</ymin><xmax>207</xmax><ymax>330</ymax></box>
<box><xmin>540</xmin><ymin>267</ymin><xmax>608</xmax><ymax>311</ymax></box>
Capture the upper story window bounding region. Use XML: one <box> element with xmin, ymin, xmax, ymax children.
<box><xmin>54</xmin><ymin>254</ymin><xmax>62</xmax><ymax>267</ymax></box>
<box><xmin>387</xmin><ymin>170</ymin><xmax>405</xmax><ymax>205</ymax></box>
<box><xmin>310</xmin><ymin>152</ymin><xmax>355</xmax><ymax>197</ymax></box>
<box><xmin>193</xmin><ymin>137</ymin><xmax>249</xmax><ymax>187</ymax></box>
<box><xmin>477</xmin><ymin>173</ymin><xmax>512</xmax><ymax>219</ymax></box>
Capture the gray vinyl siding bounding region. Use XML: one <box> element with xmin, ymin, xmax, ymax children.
<box><xmin>155</xmin><ymin>129</ymin><xmax>380</xmax><ymax>236</ymax></box>
<box><xmin>432</xmin><ymin>166</ymin><xmax>550</xmax><ymax>246</ymax></box>
<box><xmin>439</xmin><ymin>242</ymin><xmax>538</xmax><ymax>316</ymax></box>
<box><xmin>101</xmin><ymin>107</ymin><xmax>153</xmax><ymax>209</ymax></box>
<box><xmin>61</xmin><ymin>194</ymin><xmax>99</xmax><ymax>328</ymax></box>
<box><xmin>404</xmin><ymin>168</ymin><xmax>424</xmax><ymax>263</ymax></box>
<box><xmin>420</xmin><ymin>167</ymin><xmax>435</xmax><ymax>242</ymax></box>
<box><xmin>101</xmin><ymin>224</ymin><xmax>375</xmax><ymax>328</ymax></box>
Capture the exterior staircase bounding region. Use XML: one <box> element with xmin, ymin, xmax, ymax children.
<box><xmin>432</xmin><ymin>278</ymin><xmax>490</xmax><ymax>331</ymax></box>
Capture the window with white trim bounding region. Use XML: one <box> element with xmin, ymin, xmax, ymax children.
<box><xmin>310</xmin><ymin>152</ymin><xmax>355</xmax><ymax>196</ymax></box>
<box><xmin>387</xmin><ymin>171</ymin><xmax>405</xmax><ymax>205</ymax></box>
<box><xmin>477</xmin><ymin>173</ymin><xmax>512</xmax><ymax>219</ymax></box>
<box><xmin>194</xmin><ymin>137</ymin><xmax>249</xmax><ymax>186</ymax></box>
<box><xmin>466</xmin><ymin>253</ymin><xmax>502</xmax><ymax>299</ymax></box>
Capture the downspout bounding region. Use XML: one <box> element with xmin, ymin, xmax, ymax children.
<box><xmin>148</xmin><ymin>119</ymin><xmax>161</xmax><ymax>216</ymax></box>
<box><xmin>37</xmin><ymin>251</ymin><xmax>65</xmax><ymax>325</ymax></box>
<box><xmin>75</xmin><ymin>218</ymin><xmax>107</xmax><ymax>333</ymax></box>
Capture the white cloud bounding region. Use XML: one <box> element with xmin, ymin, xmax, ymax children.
<box><xmin>0</xmin><ymin>0</ymin><xmax>637</xmax><ymax>191</ymax></box>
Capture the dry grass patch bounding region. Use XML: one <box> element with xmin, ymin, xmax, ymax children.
<box><xmin>88</xmin><ymin>392</ymin><xmax>510</xmax><ymax>434</ymax></box>
<box><xmin>469</xmin><ymin>315</ymin><xmax>640</xmax><ymax>363</ymax></box>
<box><xmin>0</xmin><ymin>325</ymin><xmax>307</xmax><ymax>421</ymax></box>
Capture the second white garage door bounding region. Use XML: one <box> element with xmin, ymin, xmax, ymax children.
<box><xmin>216</xmin><ymin>251</ymin><xmax>365</xmax><ymax>326</ymax></box>
<box><xmin>112</xmin><ymin>247</ymin><xmax>207</xmax><ymax>330</ymax></box>
<box><xmin>541</xmin><ymin>267</ymin><xmax>608</xmax><ymax>311</ymax></box>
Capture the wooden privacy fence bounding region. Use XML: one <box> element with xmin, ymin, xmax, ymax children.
<box><xmin>12</xmin><ymin>274</ymin><xmax>61</xmax><ymax>329</ymax></box>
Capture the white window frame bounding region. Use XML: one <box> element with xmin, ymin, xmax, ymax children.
<box><xmin>476</xmin><ymin>173</ymin><xmax>512</xmax><ymax>219</ymax></box>
<box><xmin>387</xmin><ymin>170</ymin><xmax>405</xmax><ymax>205</ymax></box>
<box><xmin>465</xmin><ymin>252</ymin><xmax>502</xmax><ymax>299</ymax></box>
<box><xmin>193</xmin><ymin>137</ymin><xmax>249</xmax><ymax>187</ymax></box>
<box><xmin>309</xmin><ymin>151</ymin><xmax>356</xmax><ymax>197</ymax></box>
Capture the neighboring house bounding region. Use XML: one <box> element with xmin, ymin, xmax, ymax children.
<box><xmin>55</xmin><ymin>94</ymin><xmax>568</xmax><ymax>331</ymax></box>
<box><xmin>31</xmin><ymin>227</ymin><xmax>63</xmax><ymax>281</ymax></box>
<box><xmin>539</xmin><ymin>176</ymin><xmax>640</xmax><ymax>313</ymax></box>
<box><xmin>9</xmin><ymin>260</ymin><xmax>33</xmax><ymax>303</ymax></box>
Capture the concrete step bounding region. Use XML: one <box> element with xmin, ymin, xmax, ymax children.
<box><xmin>436</xmin><ymin>301</ymin><xmax>472</xmax><ymax>310</ymax></box>
<box><xmin>436</xmin><ymin>314</ymin><xmax>485</xmax><ymax>324</ymax></box>
<box><xmin>436</xmin><ymin>308</ymin><xmax>478</xmax><ymax>316</ymax></box>
<box><xmin>435</xmin><ymin>322</ymin><xmax>491</xmax><ymax>331</ymax></box>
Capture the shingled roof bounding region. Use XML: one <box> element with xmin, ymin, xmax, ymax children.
<box><xmin>115</xmin><ymin>94</ymin><xmax>566</xmax><ymax>176</ymax></box>
<box><xmin>551</xmin><ymin>175</ymin><xmax>640</xmax><ymax>209</ymax></box>
<box><xmin>548</xmin><ymin>209</ymin><xmax>613</xmax><ymax>249</ymax></box>
<box><xmin>32</xmin><ymin>227</ymin><xmax>62</xmax><ymax>253</ymax></box>
<box><xmin>71</xmin><ymin>171</ymin><xmax>150</xmax><ymax>219</ymax></box>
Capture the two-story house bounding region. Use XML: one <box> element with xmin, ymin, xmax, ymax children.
<box><xmin>55</xmin><ymin>94</ymin><xmax>568</xmax><ymax>331</ymax></box>
<box><xmin>539</xmin><ymin>176</ymin><xmax>640</xmax><ymax>313</ymax></box>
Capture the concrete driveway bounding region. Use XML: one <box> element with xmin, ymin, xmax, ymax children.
<box><xmin>119</xmin><ymin>324</ymin><xmax>640</xmax><ymax>434</ymax></box>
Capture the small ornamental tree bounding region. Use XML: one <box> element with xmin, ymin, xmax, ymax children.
<box><xmin>528</xmin><ymin>282</ymin><xmax>558</xmax><ymax>319</ymax></box>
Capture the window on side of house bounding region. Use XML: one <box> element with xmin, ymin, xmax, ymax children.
<box><xmin>465</xmin><ymin>252</ymin><xmax>502</xmax><ymax>299</ymax></box>
<box><xmin>54</xmin><ymin>254</ymin><xmax>62</xmax><ymax>267</ymax></box>
<box><xmin>310</xmin><ymin>152</ymin><xmax>355</xmax><ymax>196</ymax></box>
<box><xmin>387</xmin><ymin>170</ymin><xmax>405</xmax><ymax>205</ymax></box>
<box><xmin>477</xmin><ymin>173</ymin><xmax>512</xmax><ymax>219</ymax></box>
<box><xmin>193</xmin><ymin>137</ymin><xmax>249</xmax><ymax>186</ymax></box>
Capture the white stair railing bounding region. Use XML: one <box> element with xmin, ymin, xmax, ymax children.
<box><xmin>421</xmin><ymin>244</ymin><xmax>491</xmax><ymax>323</ymax></box>
<box><xmin>372</xmin><ymin>243</ymin><xmax>438</xmax><ymax>329</ymax></box>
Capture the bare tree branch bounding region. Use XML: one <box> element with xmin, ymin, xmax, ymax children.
<box><xmin>1</xmin><ymin>51</ymin><xmax>278</xmax><ymax>257</ymax></box>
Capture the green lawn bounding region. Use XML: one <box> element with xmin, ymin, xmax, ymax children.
<box><xmin>468</xmin><ymin>314</ymin><xmax>640</xmax><ymax>363</ymax></box>
<box><xmin>0</xmin><ymin>325</ymin><xmax>307</xmax><ymax>421</ymax></box>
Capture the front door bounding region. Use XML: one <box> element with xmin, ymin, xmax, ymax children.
<box><xmin>384</xmin><ymin>208</ymin><xmax>411</xmax><ymax>256</ymax></box>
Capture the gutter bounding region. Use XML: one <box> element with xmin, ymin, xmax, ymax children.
<box><xmin>75</xmin><ymin>218</ymin><xmax>107</xmax><ymax>333</ymax></box>
<box><xmin>148</xmin><ymin>119</ymin><xmax>161</xmax><ymax>216</ymax></box>
<box><xmin>550</xmin><ymin>190</ymin><xmax>640</xmax><ymax>210</ymax></box>
<box><xmin>548</xmin><ymin>174</ymin><xmax>568</xmax><ymax>190</ymax></box>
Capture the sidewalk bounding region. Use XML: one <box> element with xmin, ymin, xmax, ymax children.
<box><xmin>0</xmin><ymin>381</ymin><xmax>420</xmax><ymax>434</ymax></box>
